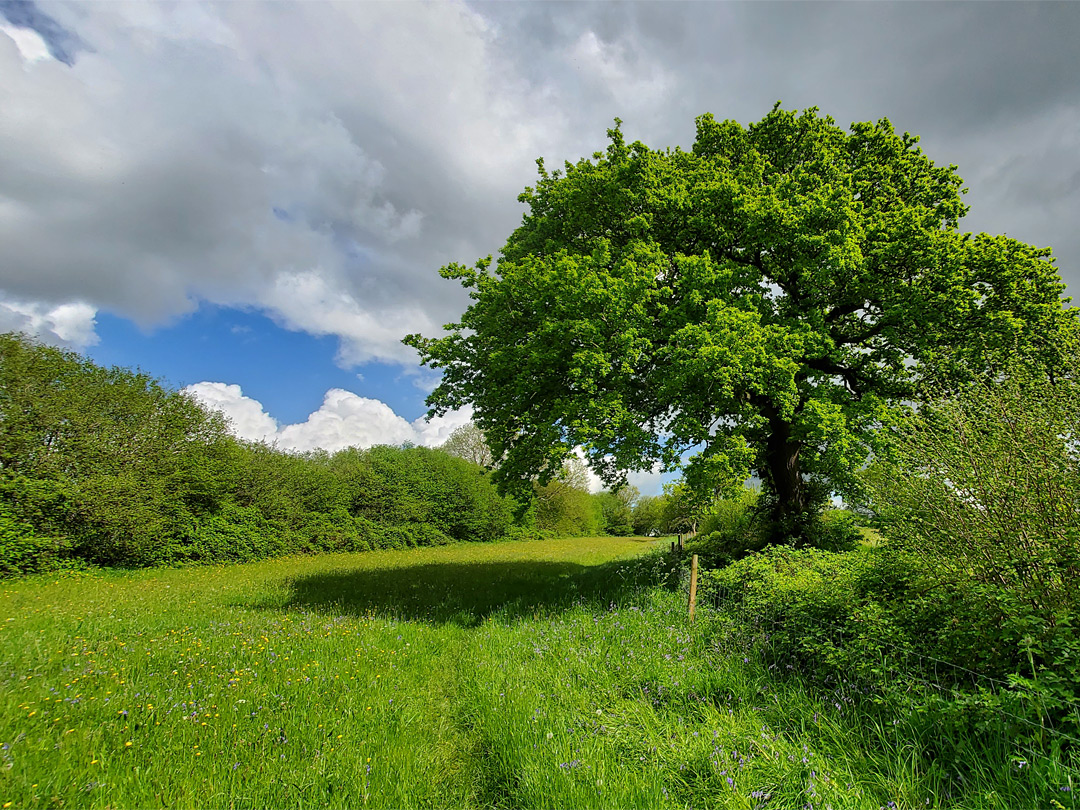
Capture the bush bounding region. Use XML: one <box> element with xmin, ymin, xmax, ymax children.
<box><xmin>532</xmin><ymin>470</ymin><xmax>601</xmax><ymax>537</ymax></box>
<box><xmin>861</xmin><ymin>365</ymin><xmax>1080</xmax><ymax>616</ymax></box>
<box><xmin>345</xmin><ymin>445</ymin><xmax>514</xmax><ymax>543</ymax></box>
<box><xmin>178</xmin><ymin>503</ymin><xmax>283</xmax><ymax>562</ymax></box>
<box><xmin>689</xmin><ymin>488</ymin><xmax>858</xmax><ymax>567</ymax></box>
<box><xmin>595</xmin><ymin>487</ymin><xmax>637</xmax><ymax>536</ymax></box>
<box><xmin>805</xmin><ymin>508</ymin><xmax>861</xmax><ymax>553</ymax></box>
<box><xmin>702</xmin><ymin>543</ymin><xmax>1080</xmax><ymax>740</ymax></box>
<box><xmin>857</xmin><ymin>364</ymin><xmax>1080</xmax><ymax>716</ymax></box>
<box><xmin>0</xmin><ymin>502</ymin><xmax>65</xmax><ymax>575</ymax></box>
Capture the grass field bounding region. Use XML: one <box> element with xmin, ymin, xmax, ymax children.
<box><xmin>1</xmin><ymin>536</ymin><xmax>1076</xmax><ymax>809</ymax></box>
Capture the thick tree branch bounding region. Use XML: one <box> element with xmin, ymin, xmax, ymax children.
<box><xmin>803</xmin><ymin>357</ymin><xmax>870</xmax><ymax>397</ymax></box>
<box><xmin>824</xmin><ymin>302</ymin><xmax>866</xmax><ymax>323</ymax></box>
<box><xmin>833</xmin><ymin>319</ymin><xmax>892</xmax><ymax>346</ymax></box>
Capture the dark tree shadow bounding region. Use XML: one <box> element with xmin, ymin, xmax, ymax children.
<box><xmin>250</xmin><ymin>545</ymin><xmax>676</xmax><ymax>627</ymax></box>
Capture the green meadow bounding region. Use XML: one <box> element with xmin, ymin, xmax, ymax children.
<box><xmin>1</xmin><ymin>536</ymin><xmax>1076</xmax><ymax>809</ymax></box>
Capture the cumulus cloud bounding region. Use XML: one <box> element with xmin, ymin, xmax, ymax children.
<box><xmin>257</xmin><ymin>271</ymin><xmax>438</xmax><ymax>366</ymax></box>
<box><xmin>183</xmin><ymin>382</ymin><xmax>278</xmax><ymax>444</ymax></box>
<box><xmin>185</xmin><ymin>381</ymin><xmax>472</xmax><ymax>454</ymax></box>
<box><xmin>626</xmin><ymin>465</ymin><xmax>668</xmax><ymax>498</ymax></box>
<box><xmin>0</xmin><ymin>295</ymin><xmax>97</xmax><ymax>347</ymax></box>
<box><xmin>566</xmin><ymin>29</ymin><xmax>672</xmax><ymax>111</ymax></box>
<box><xmin>570</xmin><ymin>448</ymin><xmax>667</xmax><ymax>496</ymax></box>
<box><xmin>0</xmin><ymin>9</ymin><xmax>424</xmax><ymax>354</ymax></box>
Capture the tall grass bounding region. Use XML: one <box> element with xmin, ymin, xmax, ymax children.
<box><xmin>1</xmin><ymin>537</ymin><xmax>1076</xmax><ymax>808</ymax></box>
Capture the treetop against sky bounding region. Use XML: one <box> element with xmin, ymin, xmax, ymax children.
<box><xmin>408</xmin><ymin>106</ymin><xmax>1074</xmax><ymax>531</ymax></box>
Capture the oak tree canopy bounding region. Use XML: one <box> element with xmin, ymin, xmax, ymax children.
<box><xmin>405</xmin><ymin>105</ymin><xmax>1075</xmax><ymax>541</ymax></box>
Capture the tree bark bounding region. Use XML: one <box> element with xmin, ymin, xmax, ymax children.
<box><xmin>762</xmin><ymin>411</ymin><xmax>808</xmax><ymax>541</ymax></box>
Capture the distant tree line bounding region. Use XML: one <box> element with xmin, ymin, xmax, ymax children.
<box><xmin>0</xmin><ymin>333</ymin><xmax>672</xmax><ymax>576</ymax></box>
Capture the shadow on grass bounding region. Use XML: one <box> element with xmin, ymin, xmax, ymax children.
<box><xmin>260</xmin><ymin>547</ymin><xmax>678</xmax><ymax>627</ymax></box>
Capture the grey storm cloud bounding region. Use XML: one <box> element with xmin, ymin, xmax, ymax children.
<box><xmin>1</xmin><ymin>1</ymin><xmax>1078</xmax><ymax>359</ymax></box>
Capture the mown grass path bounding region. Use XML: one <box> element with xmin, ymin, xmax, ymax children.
<box><xmin>2</xmin><ymin>537</ymin><xmax>1074</xmax><ymax>809</ymax></box>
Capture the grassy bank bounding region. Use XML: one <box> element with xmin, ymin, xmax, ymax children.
<box><xmin>1</xmin><ymin>537</ymin><xmax>1075</xmax><ymax>808</ymax></box>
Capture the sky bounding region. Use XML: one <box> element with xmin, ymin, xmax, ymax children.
<box><xmin>1</xmin><ymin>1</ymin><xmax>1078</xmax><ymax>495</ymax></box>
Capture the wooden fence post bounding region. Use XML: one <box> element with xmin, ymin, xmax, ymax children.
<box><xmin>670</xmin><ymin>541</ymin><xmax>675</xmax><ymax>554</ymax></box>
<box><xmin>688</xmin><ymin>554</ymin><xmax>698</xmax><ymax>622</ymax></box>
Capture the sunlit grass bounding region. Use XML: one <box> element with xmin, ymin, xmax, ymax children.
<box><xmin>1</xmin><ymin>536</ymin><xmax>1076</xmax><ymax>808</ymax></box>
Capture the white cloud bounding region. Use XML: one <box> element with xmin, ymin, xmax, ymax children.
<box><xmin>0</xmin><ymin>296</ymin><xmax>98</xmax><ymax>347</ymax></box>
<box><xmin>257</xmin><ymin>271</ymin><xmax>435</xmax><ymax>366</ymax></box>
<box><xmin>183</xmin><ymin>382</ymin><xmax>278</xmax><ymax>443</ymax></box>
<box><xmin>413</xmin><ymin>408</ymin><xmax>475</xmax><ymax>448</ymax></box>
<box><xmin>626</xmin><ymin>464</ymin><xmax>669</xmax><ymax>498</ymax></box>
<box><xmin>276</xmin><ymin>390</ymin><xmax>416</xmax><ymax>452</ymax></box>
<box><xmin>1</xmin><ymin>23</ymin><xmax>52</xmax><ymax>63</ymax></box>
<box><xmin>570</xmin><ymin>449</ymin><xmax>668</xmax><ymax>496</ymax></box>
<box><xmin>184</xmin><ymin>381</ymin><xmax>472</xmax><ymax>454</ymax></box>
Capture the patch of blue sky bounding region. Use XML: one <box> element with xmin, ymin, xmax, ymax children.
<box><xmin>85</xmin><ymin>306</ymin><xmax>433</xmax><ymax>426</ymax></box>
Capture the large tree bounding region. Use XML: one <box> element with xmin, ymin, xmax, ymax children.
<box><xmin>405</xmin><ymin>106</ymin><xmax>1075</xmax><ymax>541</ymax></box>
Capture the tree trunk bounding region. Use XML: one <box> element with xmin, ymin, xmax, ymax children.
<box><xmin>762</xmin><ymin>412</ymin><xmax>809</xmax><ymax>542</ymax></box>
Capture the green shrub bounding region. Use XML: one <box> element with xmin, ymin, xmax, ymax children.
<box><xmin>861</xmin><ymin>365</ymin><xmax>1080</xmax><ymax>617</ymax></box>
<box><xmin>0</xmin><ymin>502</ymin><xmax>65</xmax><ymax>575</ymax></box>
<box><xmin>344</xmin><ymin>445</ymin><xmax>514</xmax><ymax>543</ymax></box>
<box><xmin>404</xmin><ymin>522</ymin><xmax>454</xmax><ymax>547</ymax></box>
<box><xmin>594</xmin><ymin>487</ymin><xmax>637</xmax><ymax>536</ymax></box>
<box><xmin>856</xmin><ymin>363</ymin><xmax>1080</xmax><ymax>726</ymax></box>
<box><xmin>692</xmin><ymin>487</ymin><xmax>763</xmax><ymax>564</ymax></box>
<box><xmin>532</xmin><ymin>474</ymin><xmax>600</xmax><ymax>537</ymax></box>
<box><xmin>702</xmin><ymin>542</ymin><xmax>1080</xmax><ymax>741</ymax></box>
<box><xmin>805</xmin><ymin>508</ymin><xmax>861</xmax><ymax>553</ymax></box>
<box><xmin>177</xmin><ymin>503</ymin><xmax>279</xmax><ymax>562</ymax></box>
